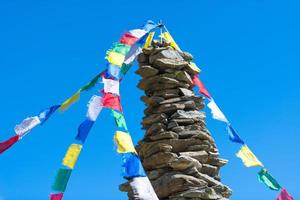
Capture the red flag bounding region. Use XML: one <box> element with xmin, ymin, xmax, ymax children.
<box><xmin>119</xmin><ymin>32</ymin><xmax>139</xmax><ymax>46</ymax></box>
<box><xmin>192</xmin><ymin>75</ymin><xmax>211</xmax><ymax>99</ymax></box>
<box><xmin>0</xmin><ymin>135</ymin><xmax>19</xmax><ymax>154</ymax></box>
<box><xmin>50</xmin><ymin>193</ymin><xmax>64</xmax><ymax>200</ymax></box>
<box><xmin>102</xmin><ymin>92</ymin><xmax>122</xmax><ymax>112</ymax></box>
<box><xmin>277</xmin><ymin>189</ymin><xmax>294</xmax><ymax>200</ymax></box>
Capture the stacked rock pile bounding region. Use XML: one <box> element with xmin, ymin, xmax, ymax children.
<box><xmin>120</xmin><ymin>41</ymin><xmax>232</xmax><ymax>200</ymax></box>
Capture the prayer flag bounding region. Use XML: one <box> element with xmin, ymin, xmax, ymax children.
<box><xmin>59</xmin><ymin>91</ymin><xmax>80</xmax><ymax>112</ymax></box>
<box><xmin>39</xmin><ymin>105</ymin><xmax>60</xmax><ymax>125</ymax></box>
<box><xmin>75</xmin><ymin>119</ymin><xmax>94</xmax><ymax>144</ymax></box>
<box><xmin>106</xmin><ymin>51</ymin><xmax>125</xmax><ymax>67</ymax></box>
<box><xmin>102</xmin><ymin>77</ymin><xmax>120</xmax><ymax>95</ymax></box>
<box><xmin>14</xmin><ymin>116</ymin><xmax>41</xmax><ymax>138</ymax></box>
<box><xmin>52</xmin><ymin>168</ymin><xmax>72</xmax><ymax>192</ymax></box>
<box><xmin>80</xmin><ymin>74</ymin><xmax>100</xmax><ymax>92</ymax></box>
<box><xmin>62</xmin><ymin>144</ymin><xmax>82</xmax><ymax>169</ymax></box>
<box><xmin>102</xmin><ymin>92</ymin><xmax>122</xmax><ymax>112</ymax></box>
<box><xmin>50</xmin><ymin>193</ymin><xmax>64</xmax><ymax>200</ymax></box>
<box><xmin>236</xmin><ymin>145</ymin><xmax>263</xmax><ymax>167</ymax></box>
<box><xmin>110</xmin><ymin>43</ymin><xmax>131</xmax><ymax>56</ymax></box>
<box><xmin>106</xmin><ymin>64</ymin><xmax>121</xmax><ymax>80</ymax></box>
<box><xmin>111</xmin><ymin>109</ymin><xmax>128</xmax><ymax>130</ymax></box>
<box><xmin>144</xmin><ymin>32</ymin><xmax>155</xmax><ymax>48</ymax></box>
<box><xmin>142</xmin><ymin>20</ymin><xmax>157</xmax><ymax>32</ymax></box>
<box><xmin>130</xmin><ymin>177</ymin><xmax>159</xmax><ymax>200</ymax></box>
<box><xmin>122</xmin><ymin>153</ymin><xmax>146</xmax><ymax>178</ymax></box>
<box><xmin>277</xmin><ymin>188</ymin><xmax>294</xmax><ymax>200</ymax></box>
<box><xmin>114</xmin><ymin>131</ymin><xmax>136</xmax><ymax>154</ymax></box>
<box><xmin>119</xmin><ymin>32</ymin><xmax>139</xmax><ymax>46</ymax></box>
<box><xmin>161</xmin><ymin>32</ymin><xmax>181</xmax><ymax>51</ymax></box>
<box><xmin>258</xmin><ymin>168</ymin><xmax>281</xmax><ymax>191</ymax></box>
<box><xmin>226</xmin><ymin>124</ymin><xmax>245</xmax><ymax>144</ymax></box>
<box><xmin>124</xmin><ymin>43</ymin><xmax>142</xmax><ymax>65</ymax></box>
<box><xmin>86</xmin><ymin>95</ymin><xmax>103</xmax><ymax>121</ymax></box>
<box><xmin>192</xmin><ymin>76</ymin><xmax>211</xmax><ymax>99</ymax></box>
<box><xmin>129</xmin><ymin>29</ymin><xmax>148</xmax><ymax>38</ymax></box>
<box><xmin>207</xmin><ymin>100</ymin><xmax>228</xmax><ymax>123</ymax></box>
<box><xmin>121</xmin><ymin>63</ymin><xmax>132</xmax><ymax>75</ymax></box>
<box><xmin>0</xmin><ymin>135</ymin><xmax>19</xmax><ymax>154</ymax></box>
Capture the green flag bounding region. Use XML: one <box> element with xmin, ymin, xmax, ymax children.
<box><xmin>52</xmin><ymin>168</ymin><xmax>72</xmax><ymax>192</ymax></box>
<box><xmin>257</xmin><ymin>168</ymin><xmax>281</xmax><ymax>191</ymax></box>
<box><xmin>80</xmin><ymin>74</ymin><xmax>100</xmax><ymax>92</ymax></box>
<box><xmin>111</xmin><ymin>109</ymin><xmax>128</xmax><ymax>130</ymax></box>
<box><xmin>120</xmin><ymin>63</ymin><xmax>132</xmax><ymax>75</ymax></box>
<box><xmin>110</xmin><ymin>43</ymin><xmax>131</xmax><ymax>56</ymax></box>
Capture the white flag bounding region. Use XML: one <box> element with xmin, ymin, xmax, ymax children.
<box><xmin>207</xmin><ymin>100</ymin><xmax>228</xmax><ymax>123</ymax></box>
<box><xmin>124</xmin><ymin>45</ymin><xmax>142</xmax><ymax>65</ymax></box>
<box><xmin>129</xmin><ymin>29</ymin><xmax>147</xmax><ymax>38</ymax></box>
<box><xmin>86</xmin><ymin>95</ymin><xmax>103</xmax><ymax>121</ymax></box>
<box><xmin>102</xmin><ymin>77</ymin><xmax>120</xmax><ymax>95</ymax></box>
<box><xmin>130</xmin><ymin>177</ymin><xmax>159</xmax><ymax>200</ymax></box>
<box><xmin>14</xmin><ymin>116</ymin><xmax>41</xmax><ymax>138</ymax></box>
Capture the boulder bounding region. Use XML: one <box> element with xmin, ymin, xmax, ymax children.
<box><xmin>135</xmin><ymin>65</ymin><xmax>159</xmax><ymax>78</ymax></box>
<box><xmin>152</xmin><ymin>173</ymin><xmax>207</xmax><ymax>198</ymax></box>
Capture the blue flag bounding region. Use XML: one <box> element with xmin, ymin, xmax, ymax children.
<box><xmin>142</xmin><ymin>20</ymin><xmax>157</xmax><ymax>32</ymax></box>
<box><xmin>105</xmin><ymin>64</ymin><xmax>121</xmax><ymax>80</ymax></box>
<box><xmin>122</xmin><ymin>153</ymin><xmax>146</xmax><ymax>178</ymax></box>
<box><xmin>38</xmin><ymin>105</ymin><xmax>60</xmax><ymax>125</ymax></box>
<box><xmin>227</xmin><ymin>124</ymin><xmax>245</xmax><ymax>144</ymax></box>
<box><xmin>75</xmin><ymin>119</ymin><xmax>94</xmax><ymax>143</ymax></box>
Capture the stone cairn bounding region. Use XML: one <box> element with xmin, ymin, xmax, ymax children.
<box><xmin>120</xmin><ymin>41</ymin><xmax>232</xmax><ymax>200</ymax></box>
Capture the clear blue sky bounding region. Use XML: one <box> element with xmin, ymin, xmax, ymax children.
<box><xmin>0</xmin><ymin>0</ymin><xmax>299</xmax><ymax>199</ymax></box>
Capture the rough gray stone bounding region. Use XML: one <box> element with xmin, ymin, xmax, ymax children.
<box><xmin>179</xmin><ymin>151</ymin><xmax>209</xmax><ymax>163</ymax></box>
<box><xmin>152</xmin><ymin>173</ymin><xmax>207</xmax><ymax>199</ymax></box>
<box><xmin>135</xmin><ymin>65</ymin><xmax>159</xmax><ymax>78</ymax></box>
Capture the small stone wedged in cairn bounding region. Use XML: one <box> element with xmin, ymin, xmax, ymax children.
<box><xmin>121</xmin><ymin>41</ymin><xmax>232</xmax><ymax>200</ymax></box>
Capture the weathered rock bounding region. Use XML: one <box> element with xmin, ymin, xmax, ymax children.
<box><xmin>135</xmin><ymin>65</ymin><xmax>159</xmax><ymax>78</ymax></box>
<box><xmin>171</xmin><ymin>110</ymin><xmax>204</xmax><ymax>120</ymax></box>
<box><xmin>137</xmin><ymin>53</ymin><xmax>149</xmax><ymax>63</ymax></box>
<box><xmin>152</xmin><ymin>173</ymin><xmax>208</xmax><ymax>198</ymax></box>
<box><xmin>141</xmin><ymin>95</ymin><xmax>165</xmax><ymax>106</ymax></box>
<box><xmin>147</xmin><ymin>168</ymin><xmax>167</xmax><ymax>180</ymax></box>
<box><xmin>145</xmin><ymin>123</ymin><xmax>166</xmax><ymax>136</ymax></box>
<box><xmin>179</xmin><ymin>51</ymin><xmax>193</xmax><ymax>62</ymax></box>
<box><xmin>140</xmin><ymin>143</ymin><xmax>173</xmax><ymax>159</ymax></box>
<box><xmin>169</xmin><ymin>188</ymin><xmax>222</xmax><ymax>200</ymax></box>
<box><xmin>201</xmin><ymin>164</ymin><xmax>219</xmax><ymax>177</ymax></box>
<box><xmin>179</xmin><ymin>151</ymin><xmax>209</xmax><ymax>163</ymax></box>
<box><xmin>142</xmin><ymin>152</ymin><xmax>178</xmax><ymax>170</ymax></box>
<box><xmin>142</xmin><ymin>113</ymin><xmax>168</xmax><ymax>128</ymax></box>
<box><xmin>170</xmin><ymin>156</ymin><xmax>202</xmax><ymax>171</ymax></box>
<box><xmin>149</xmin><ymin>49</ymin><xmax>184</xmax><ymax>63</ymax></box>
<box><xmin>179</xmin><ymin>87</ymin><xmax>195</xmax><ymax>97</ymax></box>
<box><xmin>149</xmin><ymin>131</ymin><xmax>178</xmax><ymax>141</ymax></box>
<box><xmin>152</xmin><ymin>88</ymin><xmax>180</xmax><ymax>99</ymax></box>
<box><xmin>186</xmin><ymin>144</ymin><xmax>211</xmax><ymax>151</ymax></box>
<box><xmin>153</xmin><ymin>58</ymin><xmax>189</xmax><ymax>70</ymax></box>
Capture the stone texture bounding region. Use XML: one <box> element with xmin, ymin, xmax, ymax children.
<box><xmin>121</xmin><ymin>42</ymin><xmax>231</xmax><ymax>199</ymax></box>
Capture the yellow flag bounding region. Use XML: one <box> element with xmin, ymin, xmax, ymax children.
<box><xmin>59</xmin><ymin>91</ymin><xmax>81</xmax><ymax>112</ymax></box>
<box><xmin>114</xmin><ymin>131</ymin><xmax>137</xmax><ymax>154</ymax></box>
<box><xmin>188</xmin><ymin>62</ymin><xmax>201</xmax><ymax>74</ymax></box>
<box><xmin>105</xmin><ymin>51</ymin><xmax>125</xmax><ymax>67</ymax></box>
<box><xmin>62</xmin><ymin>144</ymin><xmax>82</xmax><ymax>169</ymax></box>
<box><xmin>236</xmin><ymin>145</ymin><xmax>263</xmax><ymax>167</ymax></box>
<box><xmin>161</xmin><ymin>32</ymin><xmax>181</xmax><ymax>51</ymax></box>
<box><xmin>144</xmin><ymin>32</ymin><xmax>155</xmax><ymax>48</ymax></box>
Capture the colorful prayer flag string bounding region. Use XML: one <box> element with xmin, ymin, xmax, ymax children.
<box><xmin>50</xmin><ymin>95</ymin><xmax>103</xmax><ymax>199</ymax></box>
